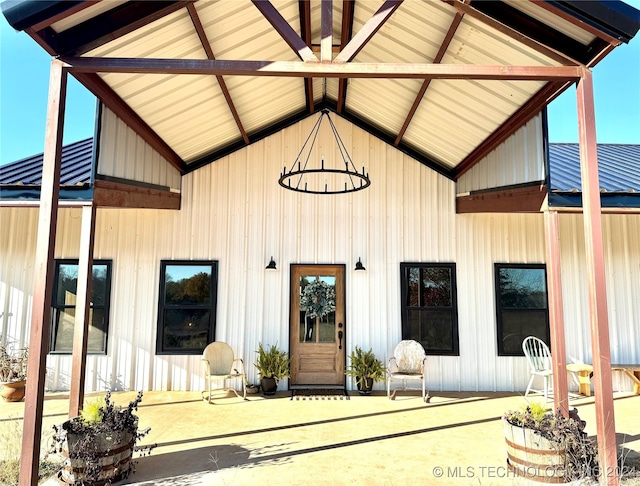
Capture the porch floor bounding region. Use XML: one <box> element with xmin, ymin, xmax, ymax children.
<box><xmin>3</xmin><ymin>389</ymin><xmax>640</xmax><ymax>485</ymax></box>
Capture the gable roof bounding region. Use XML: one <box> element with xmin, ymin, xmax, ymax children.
<box><xmin>2</xmin><ymin>0</ymin><xmax>639</xmax><ymax>182</ymax></box>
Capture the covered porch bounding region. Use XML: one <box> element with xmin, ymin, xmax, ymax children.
<box><xmin>2</xmin><ymin>390</ymin><xmax>640</xmax><ymax>485</ymax></box>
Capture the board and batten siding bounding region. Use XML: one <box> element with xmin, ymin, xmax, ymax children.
<box><xmin>1</xmin><ymin>115</ymin><xmax>639</xmax><ymax>394</ymax></box>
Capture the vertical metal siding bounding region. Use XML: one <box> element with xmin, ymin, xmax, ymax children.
<box><xmin>98</xmin><ymin>107</ymin><xmax>181</xmax><ymax>190</ymax></box>
<box><xmin>457</xmin><ymin>114</ymin><xmax>545</xmax><ymax>194</ymax></box>
<box><xmin>2</xmin><ymin>122</ymin><xmax>640</xmax><ymax>395</ymax></box>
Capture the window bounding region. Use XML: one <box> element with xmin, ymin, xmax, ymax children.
<box><xmin>400</xmin><ymin>263</ymin><xmax>459</xmax><ymax>355</ymax></box>
<box><xmin>495</xmin><ymin>264</ymin><xmax>550</xmax><ymax>356</ymax></box>
<box><xmin>51</xmin><ymin>260</ymin><xmax>112</xmax><ymax>354</ymax></box>
<box><xmin>156</xmin><ymin>261</ymin><xmax>218</xmax><ymax>355</ymax></box>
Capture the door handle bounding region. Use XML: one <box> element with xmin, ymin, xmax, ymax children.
<box><xmin>338</xmin><ymin>329</ymin><xmax>343</xmax><ymax>349</ymax></box>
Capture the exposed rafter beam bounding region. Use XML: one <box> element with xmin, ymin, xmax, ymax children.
<box><xmin>71</xmin><ymin>72</ymin><xmax>186</xmax><ymax>174</ymax></box>
<box><xmin>187</xmin><ymin>3</ymin><xmax>249</xmax><ymax>144</ymax></box>
<box><xmin>336</xmin><ymin>0</ymin><xmax>355</xmax><ymax>114</ymax></box>
<box><xmin>456</xmin><ymin>81</ymin><xmax>570</xmax><ymax>178</ymax></box>
<box><xmin>334</xmin><ymin>0</ymin><xmax>403</xmax><ymax>63</ymax></box>
<box><xmin>395</xmin><ymin>8</ymin><xmax>465</xmax><ymax>146</ymax></box>
<box><xmin>252</xmin><ymin>0</ymin><xmax>319</xmax><ymax>62</ymax></box>
<box><xmin>321</xmin><ymin>0</ymin><xmax>333</xmax><ymax>63</ymax></box>
<box><xmin>62</xmin><ymin>57</ymin><xmax>583</xmax><ymax>80</ymax></box>
<box><xmin>28</xmin><ymin>1</ymin><xmax>99</xmax><ymax>32</ymax></box>
<box><xmin>443</xmin><ymin>0</ymin><xmax>581</xmax><ymax>66</ymax></box>
<box><xmin>299</xmin><ymin>0</ymin><xmax>314</xmax><ymax>113</ymax></box>
<box><xmin>48</xmin><ymin>1</ymin><xmax>194</xmax><ymax>56</ymax></box>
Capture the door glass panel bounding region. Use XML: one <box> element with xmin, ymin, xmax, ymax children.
<box><xmin>299</xmin><ymin>275</ymin><xmax>336</xmax><ymax>343</ymax></box>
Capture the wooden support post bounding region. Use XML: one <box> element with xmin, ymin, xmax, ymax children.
<box><xmin>576</xmin><ymin>68</ymin><xmax>618</xmax><ymax>486</ymax></box>
<box><xmin>544</xmin><ymin>210</ymin><xmax>569</xmax><ymax>416</ymax></box>
<box><xmin>19</xmin><ymin>59</ymin><xmax>67</xmax><ymax>486</ymax></box>
<box><xmin>69</xmin><ymin>203</ymin><xmax>97</xmax><ymax>417</ymax></box>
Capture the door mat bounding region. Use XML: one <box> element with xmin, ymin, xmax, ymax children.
<box><xmin>290</xmin><ymin>389</ymin><xmax>350</xmax><ymax>400</ymax></box>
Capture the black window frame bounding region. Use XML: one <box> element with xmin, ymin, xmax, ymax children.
<box><xmin>399</xmin><ymin>262</ymin><xmax>459</xmax><ymax>356</ymax></box>
<box><xmin>495</xmin><ymin>263</ymin><xmax>550</xmax><ymax>357</ymax></box>
<box><xmin>50</xmin><ymin>259</ymin><xmax>113</xmax><ymax>355</ymax></box>
<box><xmin>156</xmin><ymin>260</ymin><xmax>218</xmax><ymax>355</ymax></box>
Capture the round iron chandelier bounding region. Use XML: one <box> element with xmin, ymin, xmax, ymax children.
<box><xmin>279</xmin><ymin>109</ymin><xmax>370</xmax><ymax>195</ymax></box>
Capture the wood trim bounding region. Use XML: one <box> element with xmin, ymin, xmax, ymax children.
<box><xmin>299</xmin><ymin>0</ymin><xmax>314</xmax><ymax>113</ymax></box>
<box><xmin>395</xmin><ymin>9</ymin><xmax>464</xmax><ymax>146</ymax></box>
<box><xmin>69</xmin><ymin>204</ymin><xmax>96</xmax><ymax>417</ymax></box>
<box><xmin>70</xmin><ymin>72</ymin><xmax>185</xmax><ymax>174</ymax></box>
<box><xmin>94</xmin><ymin>179</ymin><xmax>181</xmax><ymax>209</ymax></box>
<box><xmin>455</xmin><ymin>81</ymin><xmax>570</xmax><ymax>178</ymax></box>
<box><xmin>20</xmin><ymin>59</ymin><xmax>67</xmax><ymax>486</ymax></box>
<box><xmin>320</xmin><ymin>0</ymin><xmax>333</xmax><ymax>63</ymax></box>
<box><xmin>29</xmin><ymin>1</ymin><xmax>100</xmax><ymax>32</ymax></box>
<box><xmin>333</xmin><ymin>0</ymin><xmax>403</xmax><ymax>63</ymax></box>
<box><xmin>336</xmin><ymin>0</ymin><xmax>355</xmax><ymax>114</ymax></box>
<box><xmin>62</xmin><ymin>57</ymin><xmax>583</xmax><ymax>80</ymax></box>
<box><xmin>187</xmin><ymin>3</ymin><xmax>249</xmax><ymax>144</ymax></box>
<box><xmin>252</xmin><ymin>0</ymin><xmax>318</xmax><ymax>62</ymax></box>
<box><xmin>456</xmin><ymin>185</ymin><xmax>547</xmax><ymax>213</ymax></box>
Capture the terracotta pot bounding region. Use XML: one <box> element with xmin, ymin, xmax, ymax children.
<box><xmin>1</xmin><ymin>379</ymin><xmax>26</xmax><ymax>402</ymax></box>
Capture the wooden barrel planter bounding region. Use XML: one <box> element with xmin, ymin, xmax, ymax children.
<box><xmin>58</xmin><ymin>426</ymin><xmax>136</xmax><ymax>485</ymax></box>
<box><xmin>503</xmin><ymin>419</ymin><xmax>568</xmax><ymax>484</ymax></box>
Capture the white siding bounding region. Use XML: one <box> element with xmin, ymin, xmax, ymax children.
<box><xmin>97</xmin><ymin>107</ymin><xmax>181</xmax><ymax>191</ymax></box>
<box><xmin>2</xmin><ymin>117</ymin><xmax>639</xmax><ymax>395</ymax></box>
<box><xmin>457</xmin><ymin>114</ymin><xmax>545</xmax><ymax>194</ymax></box>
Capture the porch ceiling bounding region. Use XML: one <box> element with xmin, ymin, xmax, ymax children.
<box><xmin>3</xmin><ymin>0</ymin><xmax>639</xmax><ymax>180</ymax></box>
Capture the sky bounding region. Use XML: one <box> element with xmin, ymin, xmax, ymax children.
<box><xmin>0</xmin><ymin>2</ymin><xmax>639</xmax><ymax>166</ymax></box>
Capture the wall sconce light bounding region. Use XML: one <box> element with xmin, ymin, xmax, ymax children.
<box><xmin>354</xmin><ymin>258</ymin><xmax>366</xmax><ymax>271</ymax></box>
<box><xmin>266</xmin><ymin>257</ymin><xmax>277</xmax><ymax>270</ymax></box>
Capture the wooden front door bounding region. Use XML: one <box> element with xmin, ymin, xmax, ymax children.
<box><xmin>289</xmin><ymin>265</ymin><xmax>345</xmax><ymax>387</ymax></box>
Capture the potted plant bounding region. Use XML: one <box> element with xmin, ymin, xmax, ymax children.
<box><xmin>0</xmin><ymin>343</ymin><xmax>28</xmax><ymax>402</ymax></box>
<box><xmin>50</xmin><ymin>391</ymin><xmax>155</xmax><ymax>485</ymax></box>
<box><xmin>245</xmin><ymin>380</ymin><xmax>260</xmax><ymax>395</ymax></box>
<box><xmin>502</xmin><ymin>403</ymin><xmax>596</xmax><ymax>483</ymax></box>
<box><xmin>344</xmin><ymin>346</ymin><xmax>385</xmax><ymax>395</ymax></box>
<box><xmin>254</xmin><ymin>343</ymin><xmax>290</xmax><ymax>396</ymax></box>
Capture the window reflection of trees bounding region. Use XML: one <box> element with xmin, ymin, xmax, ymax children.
<box><xmin>165</xmin><ymin>271</ymin><xmax>211</xmax><ymax>305</ymax></box>
<box><xmin>499</xmin><ymin>268</ymin><xmax>547</xmax><ymax>309</ymax></box>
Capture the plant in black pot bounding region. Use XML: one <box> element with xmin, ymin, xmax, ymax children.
<box><xmin>344</xmin><ymin>346</ymin><xmax>385</xmax><ymax>395</ymax></box>
<box><xmin>50</xmin><ymin>391</ymin><xmax>155</xmax><ymax>485</ymax></box>
<box><xmin>254</xmin><ymin>343</ymin><xmax>290</xmax><ymax>396</ymax></box>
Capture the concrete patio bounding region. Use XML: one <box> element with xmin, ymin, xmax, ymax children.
<box><xmin>2</xmin><ymin>389</ymin><xmax>640</xmax><ymax>485</ymax></box>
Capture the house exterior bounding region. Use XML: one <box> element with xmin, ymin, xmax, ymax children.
<box><xmin>1</xmin><ymin>1</ymin><xmax>640</xmax><ymax>481</ymax></box>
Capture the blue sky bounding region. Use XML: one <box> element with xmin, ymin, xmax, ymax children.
<box><xmin>1</xmin><ymin>3</ymin><xmax>639</xmax><ymax>166</ymax></box>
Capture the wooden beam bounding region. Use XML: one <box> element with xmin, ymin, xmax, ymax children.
<box><xmin>299</xmin><ymin>0</ymin><xmax>314</xmax><ymax>113</ymax></box>
<box><xmin>576</xmin><ymin>68</ymin><xmax>618</xmax><ymax>486</ymax></box>
<box><xmin>336</xmin><ymin>0</ymin><xmax>355</xmax><ymax>113</ymax></box>
<box><xmin>320</xmin><ymin>0</ymin><xmax>333</xmax><ymax>63</ymax></box>
<box><xmin>69</xmin><ymin>204</ymin><xmax>96</xmax><ymax>418</ymax></box>
<box><xmin>70</xmin><ymin>72</ymin><xmax>185</xmax><ymax>174</ymax></box>
<box><xmin>28</xmin><ymin>1</ymin><xmax>100</xmax><ymax>32</ymax></box>
<box><xmin>19</xmin><ymin>59</ymin><xmax>67</xmax><ymax>486</ymax></box>
<box><xmin>395</xmin><ymin>9</ymin><xmax>464</xmax><ymax>146</ymax></box>
<box><xmin>53</xmin><ymin>1</ymin><xmax>194</xmax><ymax>56</ymax></box>
<box><xmin>252</xmin><ymin>0</ymin><xmax>319</xmax><ymax>62</ymax></box>
<box><xmin>62</xmin><ymin>56</ymin><xmax>583</xmax><ymax>80</ymax></box>
<box><xmin>544</xmin><ymin>210</ymin><xmax>570</xmax><ymax>417</ymax></box>
<box><xmin>455</xmin><ymin>184</ymin><xmax>546</xmax><ymax>213</ymax></box>
<box><xmin>334</xmin><ymin>0</ymin><xmax>403</xmax><ymax>63</ymax></box>
<box><xmin>187</xmin><ymin>3</ymin><xmax>249</xmax><ymax>144</ymax></box>
<box><xmin>93</xmin><ymin>179</ymin><xmax>181</xmax><ymax>209</ymax></box>
<box><xmin>456</xmin><ymin>81</ymin><xmax>570</xmax><ymax>178</ymax></box>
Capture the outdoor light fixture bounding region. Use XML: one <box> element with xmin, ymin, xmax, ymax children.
<box><xmin>279</xmin><ymin>109</ymin><xmax>370</xmax><ymax>195</ymax></box>
<box><xmin>266</xmin><ymin>257</ymin><xmax>277</xmax><ymax>270</ymax></box>
<box><xmin>354</xmin><ymin>258</ymin><xmax>366</xmax><ymax>271</ymax></box>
